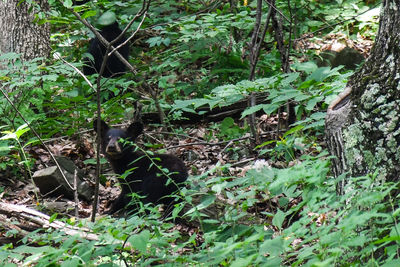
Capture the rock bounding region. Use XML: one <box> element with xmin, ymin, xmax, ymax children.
<box><xmin>32</xmin><ymin>157</ymin><xmax>93</xmax><ymax>201</ymax></box>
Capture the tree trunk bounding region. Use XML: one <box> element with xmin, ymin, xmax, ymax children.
<box><xmin>325</xmin><ymin>0</ymin><xmax>400</xmax><ymax>193</ymax></box>
<box><xmin>0</xmin><ymin>0</ymin><xmax>50</xmax><ymax>61</ymax></box>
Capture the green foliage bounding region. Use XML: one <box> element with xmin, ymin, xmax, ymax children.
<box><xmin>152</xmin><ymin>7</ymin><xmax>254</xmax><ymax>96</ymax></box>
<box><xmin>171</xmin><ymin>62</ymin><xmax>349</xmax><ymax>135</ymax></box>
<box><xmin>257</xmin><ymin>125</ymin><xmax>308</xmax><ymax>162</ymax></box>
<box><xmin>97</xmin><ymin>10</ymin><xmax>117</xmax><ymax>26</ymax></box>
<box><xmin>218</xmin><ymin>117</ymin><xmax>247</xmax><ymax>140</ymax></box>
<box><xmin>284</xmin><ymin>0</ymin><xmax>379</xmax><ymax>35</ymax></box>
<box><xmin>0</xmin><ymin>0</ymin><xmax>389</xmax><ymax>265</ymax></box>
<box><xmin>0</xmin><ymin>123</ymin><xmax>36</xmax><ymax>178</ymax></box>
<box><xmin>2</xmin><ymin>155</ymin><xmax>399</xmax><ymax>265</ymax></box>
<box><xmin>243</xmin><ymin>64</ymin><xmax>351</xmax><ymax>130</ymax></box>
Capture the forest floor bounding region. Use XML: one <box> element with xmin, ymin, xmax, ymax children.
<box><xmin>0</xmin><ymin>113</ymin><xmax>299</xmax><ymax>220</ymax></box>
<box><xmin>0</xmin><ymin>33</ymin><xmax>375</xmax><ymax>248</ymax></box>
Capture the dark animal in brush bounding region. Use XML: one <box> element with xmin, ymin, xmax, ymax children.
<box><xmin>93</xmin><ymin>119</ymin><xmax>188</xmax><ymax>214</ymax></box>
<box><xmin>83</xmin><ymin>22</ymin><xmax>129</xmax><ymax>78</ymax></box>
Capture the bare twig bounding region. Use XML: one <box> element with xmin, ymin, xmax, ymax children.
<box><xmin>230</xmin><ymin>157</ymin><xmax>256</xmax><ymax>167</ymax></box>
<box><xmin>247</xmin><ymin>0</ymin><xmax>274</xmax><ymax>145</ymax></box>
<box><xmin>89</xmin><ymin>1</ymin><xmax>150</xmax><ymax>222</ymax></box>
<box><xmin>53</xmin><ymin>53</ymin><xmax>94</xmax><ymax>89</ymax></box>
<box><xmin>69</xmin><ymin>11</ymin><xmax>134</xmax><ymax>75</ymax></box>
<box><xmin>74</xmin><ymin>169</ymin><xmax>79</xmax><ymax>218</ymax></box>
<box><xmin>42</xmin><ymin>185</ymin><xmax>63</xmax><ymax>198</ymax></box>
<box><xmin>247</xmin><ymin>0</ymin><xmax>263</xmax><ymax>145</ymax></box>
<box><xmin>249</xmin><ymin>0</ymin><xmax>263</xmax><ymax>81</ymax></box>
<box><xmin>270</xmin><ymin>1</ymin><xmax>288</xmax><ymax>71</ymax></box>
<box><xmin>285</xmin><ymin>0</ymin><xmax>293</xmax><ymax>73</ymax></box>
<box><xmin>110</xmin><ymin>6</ymin><xmax>148</xmax><ymax>55</ymax></box>
<box><xmin>109</xmin><ymin>0</ymin><xmax>149</xmax><ymax>47</ymax></box>
<box><xmin>71</xmin><ymin>1</ymin><xmax>166</xmax><ymax>125</ymax></box>
<box><xmin>270</xmin><ymin>0</ymin><xmax>295</xmax><ymax>129</ymax></box>
<box><xmin>166</xmin><ymin>135</ymin><xmax>252</xmax><ymax>150</ymax></box>
<box><xmin>263</xmin><ymin>0</ymin><xmax>290</xmax><ymax>23</ymax></box>
<box><xmin>60</xmin><ymin>0</ymin><xmax>151</xmax><ymax>221</ymax></box>
<box><xmin>68</xmin><ymin>0</ymin><xmax>150</xmax><ymax>77</ymax></box>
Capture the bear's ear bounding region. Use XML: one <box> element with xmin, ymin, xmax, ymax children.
<box><xmin>93</xmin><ymin>118</ymin><xmax>109</xmax><ymax>136</ymax></box>
<box><xmin>126</xmin><ymin>121</ymin><xmax>143</xmax><ymax>140</ymax></box>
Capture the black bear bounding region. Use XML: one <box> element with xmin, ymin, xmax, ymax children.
<box><xmin>83</xmin><ymin>22</ymin><xmax>130</xmax><ymax>78</ymax></box>
<box><xmin>93</xmin><ymin>119</ymin><xmax>188</xmax><ymax>214</ymax></box>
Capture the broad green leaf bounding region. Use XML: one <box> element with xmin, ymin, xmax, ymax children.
<box><xmin>259</xmin><ymin>237</ymin><xmax>283</xmax><ymax>256</ymax></box>
<box><xmin>381</xmin><ymin>259</ymin><xmax>400</xmax><ymax>267</ymax></box>
<box><xmin>184</xmin><ymin>194</ymin><xmax>216</xmax><ymax>215</ymax></box>
<box><xmin>63</xmin><ymin>0</ymin><xmax>73</xmax><ymax>8</ymax></box>
<box><xmin>127</xmin><ymin>230</ymin><xmax>151</xmax><ymax>254</ymax></box>
<box><xmin>272</xmin><ymin>209</ymin><xmax>285</xmax><ymax>229</ymax></box>
<box><xmin>97</xmin><ymin>11</ymin><xmax>116</xmax><ymax>26</ymax></box>
<box><xmin>241</xmin><ymin>104</ymin><xmax>266</xmax><ymax>118</ymax></box>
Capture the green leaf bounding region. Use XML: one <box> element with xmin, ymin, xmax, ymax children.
<box><xmin>230</xmin><ymin>255</ymin><xmax>255</xmax><ymax>267</ymax></box>
<box><xmin>259</xmin><ymin>237</ymin><xmax>283</xmax><ymax>256</ymax></box>
<box><xmin>211</xmin><ymin>181</ymin><xmax>228</xmax><ymax>194</ymax></box>
<box><xmin>83</xmin><ymin>158</ymin><xmax>108</xmax><ymax>165</ymax></box>
<box><xmin>82</xmin><ymin>10</ymin><xmax>97</xmax><ymax>20</ymax></box>
<box><xmin>97</xmin><ymin>11</ymin><xmax>116</xmax><ymax>26</ymax></box>
<box><xmin>241</xmin><ymin>104</ymin><xmax>267</xmax><ymax>118</ymax></box>
<box><xmin>49</xmin><ymin>213</ymin><xmax>58</xmax><ymax>224</ymax></box>
<box><xmin>292</xmin><ymin>61</ymin><xmax>318</xmax><ymax>74</ymax></box>
<box><xmin>256</xmin><ymin>140</ymin><xmax>276</xmax><ymax>149</ymax></box>
<box><xmin>0</xmin><ymin>131</ymin><xmax>17</xmax><ymax>141</ymax></box>
<box><xmin>198</xmin><ymin>194</ymin><xmax>216</xmax><ymax>210</ymax></box>
<box><xmin>393</xmin><ymin>208</ymin><xmax>400</xmax><ymax>217</ymax></box>
<box><xmin>305</xmin><ymin>96</ymin><xmax>323</xmax><ymax>111</ymax></box>
<box><xmin>278</xmin><ymin>197</ymin><xmax>289</xmax><ymax>208</ymax></box>
<box><xmin>127</xmin><ymin>230</ymin><xmax>151</xmax><ymax>254</ymax></box>
<box><xmin>63</xmin><ymin>0</ymin><xmax>73</xmax><ymax>8</ymax></box>
<box><xmin>184</xmin><ymin>193</ymin><xmax>216</xmax><ymax>215</ymax></box>
<box><xmin>283</xmin><ymin>125</ymin><xmax>304</xmax><ymax>138</ymax></box>
<box><xmin>61</xmin><ymin>258</ymin><xmax>81</xmax><ymax>267</ymax></box>
<box><xmin>15</xmin><ymin>124</ymin><xmax>30</xmax><ymax>139</ymax></box>
<box><xmin>381</xmin><ymin>259</ymin><xmax>400</xmax><ymax>267</ymax></box>
<box><xmin>272</xmin><ymin>209</ymin><xmax>285</xmax><ymax>229</ymax></box>
<box><xmin>307</xmin><ymin>67</ymin><xmax>337</xmax><ymax>82</ymax></box>
<box><xmin>1</xmin><ymin>124</ymin><xmax>29</xmax><ymax>141</ymax></box>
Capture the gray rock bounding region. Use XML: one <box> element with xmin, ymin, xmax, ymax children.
<box><xmin>32</xmin><ymin>157</ymin><xmax>93</xmax><ymax>201</ymax></box>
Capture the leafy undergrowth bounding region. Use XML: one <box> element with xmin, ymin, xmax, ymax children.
<box><xmin>0</xmin><ymin>0</ymin><xmax>393</xmax><ymax>265</ymax></box>
<box><xmin>0</xmin><ymin>109</ymin><xmax>398</xmax><ymax>266</ymax></box>
<box><xmin>1</xmin><ymin>54</ymin><xmax>398</xmax><ymax>266</ymax></box>
<box><xmin>1</xmin><ymin>151</ymin><xmax>399</xmax><ymax>266</ymax></box>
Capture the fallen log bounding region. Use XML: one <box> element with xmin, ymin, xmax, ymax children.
<box><xmin>142</xmin><ymin>93</ymin><xmax>269</xmax><ymax>124</ymax></box>
<box><xmin>0</xmin><ymin>202</ymin><xmax>98</xmax><ymax>244</ymax></box>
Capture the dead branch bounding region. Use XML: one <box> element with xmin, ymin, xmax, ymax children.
<box><xmin>0</xmin><ymin>202</ymin><xmax>98</xmax><ymax>241</ymax></box>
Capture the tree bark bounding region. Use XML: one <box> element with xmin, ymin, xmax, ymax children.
<box><xmin>0</xmin><ymin>0</ymin><xmax>50</xmax><ymax>61</ymax></box>
<box><xmin>326</xmin><ymin>0</ymin><xmax>400</xmax><ymax>191</ymax></box>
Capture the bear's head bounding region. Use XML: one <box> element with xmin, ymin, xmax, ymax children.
<box><xmin>93</xmin><ymin>119</ymin><xmax>143</xmax><ymax>159</ymax></box>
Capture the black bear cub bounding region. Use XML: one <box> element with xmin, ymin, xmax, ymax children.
<box><xmin>83</xmin><ymin>22</ymin><xmax>129</xmax><ymax>78</ymax></box>
<box><xmin>93</xmin><ymin>119</ymin><xmax>188</xmax><ymax>215</ymax></box>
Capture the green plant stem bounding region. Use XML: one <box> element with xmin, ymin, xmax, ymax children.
<box><xmin>16</xmin><ymin>138</ymin><xmax>39</xmax><ymax>203</ymax></box>
<box><xmin>0</xmin><ymin>88</ymin><xmax>74</xmax><ymax>191</ymax></box>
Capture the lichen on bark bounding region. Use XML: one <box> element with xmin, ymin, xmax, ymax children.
<box><xmin>344</xmin><ymin>80</ymin><xmax>400</xmax><ymax>181</ymax></box>
<box><xmin>326</xmin><ymin>1</ymin><xmax>400</xmax><ymax>185</ymax></box>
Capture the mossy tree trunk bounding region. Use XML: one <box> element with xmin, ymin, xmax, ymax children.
<box><xmin>326</xmin><ymin>0</ymin><xmax>400</xmax><ymax>194</ymax></box>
